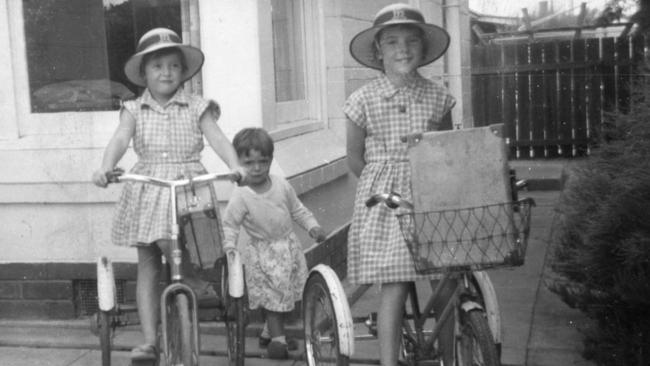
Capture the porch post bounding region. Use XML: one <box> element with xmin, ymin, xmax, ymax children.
<box><xmin>443</xmin><ymin>0</ymin><xmax>474</xmax><ymax>128</ymax></box>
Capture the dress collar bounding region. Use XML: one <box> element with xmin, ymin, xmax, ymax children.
<box><xmin>378</xmin><ymin>73</ymin><xmax>426</xmax><ymax>102</ymax></box>
<box><xmin>141</xmin><ymin>88</ymin><xmax>190</xmax><ymax>109</ymax></box>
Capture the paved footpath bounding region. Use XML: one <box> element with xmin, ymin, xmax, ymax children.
<box><xmin>0</xmin><ymin>190</ymin><xmax>596</xmax><ymax>366</ymax></box>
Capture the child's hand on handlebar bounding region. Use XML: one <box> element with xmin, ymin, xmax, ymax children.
<box><xmin>309</xmin><ymin>226</ymin><xmax>327</xmax><ymax>242</ymax></box>
<box><xmin>231</xmin><ymin>166</ymin><xmax>249</xmax><ymax>186</ymax></box>
<box><xmin>92</xmin><ymin>167</ymin><xmax>124</xmax><ymax>188</ymax></box>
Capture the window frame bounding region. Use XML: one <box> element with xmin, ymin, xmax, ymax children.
<box><xmin>259</xmin><ymin>0</ymin><xmax>327</xmax><ymax>140</ymax></box>
<box><xmin>3</xmin><ymin>0</ymin><xmax>199</xmax><ymax>143</ymax></box>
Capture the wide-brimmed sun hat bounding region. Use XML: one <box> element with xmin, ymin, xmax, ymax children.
<box><xmin>124</xmin><ymin>28</ymin><xmax>204</xmax><ymax>87</ymax></box>
<box><xmin>349</xmin><ymin>3</ymin><xmax>450</xmax><ymax>70</ymax></box>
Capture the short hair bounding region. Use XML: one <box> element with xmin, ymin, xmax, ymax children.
<box><xmin>139</xmin><ymin>47</ymin><xmax>188</xmax><ymax>76</ymax></box>
<box><xmin>232</xmin><ymin>128</ymin><xmax>274</xmax><ymax>158</ymax></box>
<box><xmin>372</xmin><ymin>24</ymin><xmax>427</xmax><ymax>68</ymax></box>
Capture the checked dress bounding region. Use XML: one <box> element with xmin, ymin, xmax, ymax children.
<box><xmin>344</xmin><ymin>73</ymin><xmax>455</xmax><ymax>284</ymax></box>
<box><xmin>111</xmin><ymin>88</ymin><xmax>221</xmax><ymax>247</ymax></box>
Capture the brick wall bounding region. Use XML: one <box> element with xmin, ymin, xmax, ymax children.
<box><xmin>0</xmin><ymin>224</ymin><xmax>350</xmax><ymax>320</ymax></box>
<box><xmin>0</xmin><ymin>263</ymin><xmax>137</xmax><ymax>319</ymax></box>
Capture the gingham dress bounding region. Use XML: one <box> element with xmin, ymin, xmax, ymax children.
<box><xmin>111</xmin><ymin>88</ymin><xmax>220</xmax><ymax>247</ymax></box>
<box><xmin>344</xmin><ymin>73</ymin><xmax>455</xmax><ymax>284</ymax></box>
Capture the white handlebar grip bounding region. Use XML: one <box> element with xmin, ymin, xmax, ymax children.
<box><xmin>97</xmin><ymin>257</ymin><xmax>116</xmax><ymax>311</ymax></box>
<box><xmin>227</xmin><ymin>251</ymin><xmax>244</xmax><ymax>298</ymax></box>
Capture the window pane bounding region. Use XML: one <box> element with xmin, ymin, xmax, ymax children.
<box><xmin>23</xmin><ymin>0</ymin><xmax>181</xmax><ymax>113</ymax></box>
<box><xmin>271</xmin><ymin>0</ymin><xmax>305</xmax><ymax>103</ymax></box>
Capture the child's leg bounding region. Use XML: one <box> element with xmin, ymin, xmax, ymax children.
<box><xmin>265</xmin><ymin>309</ymin><xmax>286</xmax><ymax>341</ymax></box>
<box><xmin>136</xmin><ymin>245</ymin><xmax>163</xmax><ymax>346</ymax></box>
<box><xmin>378</xmin><ymin>282</ymin><xmax>409</xmax><ymax>366</ymax></box>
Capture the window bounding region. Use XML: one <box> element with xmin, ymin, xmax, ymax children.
<box><xmin>272</xmin><ymin>0</ymin><xmax>305</xmax><ymax>103</ymax></box>
<box><xmin>269</xmin><ymin>0</ymin><xmax>323</xmax><ymax>133</ymax></box>
<box><xmin>22</xmin><ymin>0</ymin><xmax>182</xmax><ymax>113</ymax></box>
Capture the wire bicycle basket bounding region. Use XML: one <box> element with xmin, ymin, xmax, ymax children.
<box><xmin>397</xmin><ymin>198</ymin><xmax>534</xmax><ymax>274</ymax></box>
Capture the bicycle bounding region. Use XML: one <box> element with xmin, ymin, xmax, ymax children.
<box><xmin>302</xmin><ymin>125</ymin><xmax>534</xmax><ymax>366</ymax></box>
<box><xmin>94</xmin><ymin>170</ymin><xmax>247</xmax><ymax>366</ymax></box>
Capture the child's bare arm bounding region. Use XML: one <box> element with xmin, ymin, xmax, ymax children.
<box><xmin>92</xmin><ymin>109</ymin><xmax>135</xmax><ymax>187</ymax></box>
<box><xmin>346</xmin><ymin>118</ymin><xmax>366</xmax><ymax>178</ymax></box>
<box><xmin>199</xmin><ymin>109</ymin><xmax>240</xmax><ymax>170</ymax></box>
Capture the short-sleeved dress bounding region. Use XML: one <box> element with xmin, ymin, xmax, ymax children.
<box><xmin>222</xmin><ymin>175</ymin><xmax>319</xmax><ymax>312</ymax></box>
<box><xmin>343</xmin><ymin>73</ymin><xmax>455</xmax><ymax>284</ymax></box>
<box><xmin>112</xmin><ymin>88</ymin><xmax>221</xmax><ymax>247</ymax></box>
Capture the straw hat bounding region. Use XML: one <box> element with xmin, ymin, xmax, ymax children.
<box><xmin>349</xmin><ymin>3</ymin><xmax>450</xmax><ymax>70</ymax></box>
<box><xmin>124</xmin><ymin>28</ymin><xmax>204</xmax><ymax>87</ymax></box>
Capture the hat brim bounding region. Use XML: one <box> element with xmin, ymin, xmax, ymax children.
<box><xmin>124</xmin><ymin>43</ymin><xmax>204</xmax><ymax>87</ymax></box>
<box><xmin>350</xmin><ymin>22</ymin><xmax>450</xmax><ymax>71</ymax></box>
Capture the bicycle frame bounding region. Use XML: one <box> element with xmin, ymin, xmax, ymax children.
<box><xmin>345</xmin><ymin>271</ymin><xmax>486</xmax><ymax>353</ymax></box>
<box><xmin>111</xmin><ymin>172</ymin><xmax>240</xmax><ymax>365</ymax></box>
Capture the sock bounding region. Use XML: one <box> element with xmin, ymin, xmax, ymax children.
<box><xmin>260</xmin><ymin>322</ymin><xmax>270</xmax><ymax>339</ymax></box>
<box><xmin>271</xmin><ymin>335</ymin><xmax>287</xmax><ymax>345</ymax></box>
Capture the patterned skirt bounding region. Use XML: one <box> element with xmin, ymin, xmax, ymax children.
<box><xmin>242</xmin><ymin>232</ymin><xmax>308</xmax><ymax>312</ymax></box>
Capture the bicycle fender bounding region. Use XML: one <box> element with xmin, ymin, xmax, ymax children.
<box><xmin>97</xmin><ymin>257</ymin><xmax>116</xmax><ymax>311</ymax></box>
<box><xmin>472</xmin><ymin>271</ymin><xmax>502</xmax><ymax>344</ymax></box>
<box><xmin>309</xmin><ymin>264</ymin><xmax>355</xmax><ymax>357</ymax></box>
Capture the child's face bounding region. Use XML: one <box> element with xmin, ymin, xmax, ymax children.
<box><xmin>143</xmin><ymin>53</ymin><xmax>183</xmax><ymax>101</ymax></box>
<box><xmin>239</xmin><ymin>149</ymin><xmax>272</xmax><ymax>187</ymax></box>
<box><xmin>376</xmin><ymin>26</ymin><xmax>424</xmax><ymax>76</ymax></box>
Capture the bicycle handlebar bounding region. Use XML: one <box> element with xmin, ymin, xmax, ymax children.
<box><xmin>365</xmin><ymin>192</ymin><xmax>414</xmax><ymax>210</ymax></box>
<box><xmin>106</xmin><ymin>169</ymin><xmax>241</xmax><ymax>187</ymax></box>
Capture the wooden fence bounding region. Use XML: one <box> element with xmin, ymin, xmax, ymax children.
<box><xmin>471</xmin><ymin>35</ymin><xmax>647</xmax><ymax>159</ymax></box>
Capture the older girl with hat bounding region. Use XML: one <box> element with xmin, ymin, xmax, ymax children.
<box><xmin>344</xmin><ymin>4</ymin><xmax>456</xmax><ymax>365</ymax></box>
<box><xmin>92</xmin><ymin>28</ymin><xmax>245</xmax><ymax>361</ymax></box>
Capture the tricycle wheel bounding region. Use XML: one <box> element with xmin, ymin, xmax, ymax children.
<box><xmin>303</xmin><ymin>272</ymin><xmax>349</xmax><ymax>366</ymax></box>
<box><xmin>220</xmin><ymin>257</ymin><xmax>247</xmax><ymax>366</ymax></box>
<box><xmin>96</xmin><ymin>311</ymin><xmax>113</xmax><ymax>366</ymax></box>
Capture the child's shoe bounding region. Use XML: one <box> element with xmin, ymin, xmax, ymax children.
<box><xmin>267</xmin><ymin>340</ymin><xmax>289</xmax><ymax>359</ymax></box>
<box><xmin>260</xmin><ymin>336</ymin><xmax>298</xmax><ymax>350</ymax></box>
<box><xmin>130</xmin><ymin>344</ymin><xmax>158</xmax><ymax>361</ymax></box>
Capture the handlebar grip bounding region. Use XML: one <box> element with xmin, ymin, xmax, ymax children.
<box><xmin>365</xmin><ymin>195</ymin><xmax>381</xmax><ymax>208</ymax></box>
<box><xmin>232</xmin><ymin>171</ymin><xmax>243</xmax><ymax>185</ymax></box>
<box><xmin>105</xmin><ymin>168</ymin><xmax>124</xmax><ymax>183</ymax></box>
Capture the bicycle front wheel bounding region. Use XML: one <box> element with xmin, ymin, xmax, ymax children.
<box><xmin>220</xmin><ymin>260</ymin><xmax>246</xmax><ymax>366</ymax></box>
<box><xmin>165</xmin><ymin>293</ymin><xmax>196</xmax><ymax>366</ymax></box>
<box><xmin>455</xmin><ymin>310</ymin><xmax>500</xmax><ymax>366</ymax></box>
<box><xmin>303</xmin><ymin>273</ymin><xmax>349</xmax><ymax>366</ymax></box>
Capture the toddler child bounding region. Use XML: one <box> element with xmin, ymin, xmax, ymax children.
<box><xmin>222</xmin><ymin>127</ymin><xmax>326</xmax><ymax>359</ymax></box>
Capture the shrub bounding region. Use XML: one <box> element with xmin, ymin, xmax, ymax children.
<box><xmin>551</xmin><ymin>77</ymin><xmax>650</xmax><ymax>365</ymax></box>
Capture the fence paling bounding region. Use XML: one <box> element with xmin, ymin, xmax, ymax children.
<box><xmin>471</xmin><ymin>35</ymin><xmax>644</xmax><ymax>159</ymax></box>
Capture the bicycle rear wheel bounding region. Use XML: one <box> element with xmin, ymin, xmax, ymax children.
<box><xmin>303</xmin><ymin>272</ymin><xmax>349</xmax><ymax>366</ymax></box>
<box><xmin>456</xmin><ymin>310</ymin><xmax>499</xmax><ymax>366</ymax></box>
<box><xmin>220</xmin><ymin>259</ymin><xmax>246</xmax><ymax>366</ymax></box>
<box><xmin>165</xmin><ymin>293</ymin><xmax>197</xmax><ymax>366</ymax></box>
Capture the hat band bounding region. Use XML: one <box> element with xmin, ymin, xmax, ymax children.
<box><xmin>137</xmin><ymin>32</ymin><xmax>182</xmax><ymax>53</ymax></box>
<box><xmin>373</xmin><ymin>8</ymin><xmax>424</xmax><ymax>26</ymax></box>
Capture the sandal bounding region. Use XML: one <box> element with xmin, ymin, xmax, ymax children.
<box><xmin>260</xmin><ymin>336</ymin><xmax>298</xmax><ymax>351</ymax></box>
<box><xmin>267</xmin><ymin>340</ymin><xmax>289</xmax><ymax>359</ymax></box>
<box><xmin>130</xmin><ymin>344</ymin><xmax>158</xmax><ymax>361</ymax></box>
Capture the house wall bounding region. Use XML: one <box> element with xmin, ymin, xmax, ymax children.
<box><xmin>0</xmin><ymin>0</ymin><xmax>471</xmax><ymax>318</ymax></box>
